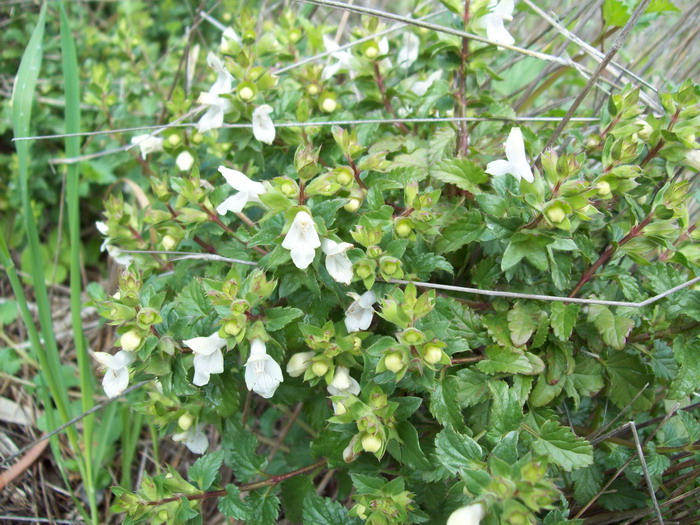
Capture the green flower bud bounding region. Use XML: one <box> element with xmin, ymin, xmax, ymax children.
<box><xmin>344</xmin><ymin>197</ymin><xmax>362</xmax><ymax>212</ymax></box>
<box><xmin>162</xmin><ymin>234</ymin><xmax>179</xmax><ymax>251</ymax></box>
<box><xmin>157</xmin><ymin>510</ymin><xmax>169</xmax><ymax>522</ymax></box>
<box><xmin>596</xmin><ymin>181</ymin><xmax>611</xmax><ymax>196</ymax></box>
<box><xmin>335</xmin><ymin>401</ymin><xmax>347</xmax><ymax>415</ymax></box>
<box><xmin>334</xmin><ymin>166</ymin><xmax>354</xmax><ymax>186</ymax></box>
<box><xmin>401</xmin><ymin>327</ymin><xmax>425</xmax><ymax>346</ymax></box>
<box><xmin>379</xmin><ymin>256</ymin><xmax>400</xmax><ymax>276</ymax></box>
<box><xmin>366</xmin><ymin>245</ymin><xmax>382</xmax><ymax>258</ymax></box>
<box><xmin>167</xmin><ymin>134</ymin><xmax>181</xmax><ymax>147</ymax></box>
<box><xmin>120</xmin><ymin>329</ymin><xmax>143</xmax><ymax>351</ymax></box>
<box><xmin>384</xmin><ymin>352</ymin><xmax>405</xmax><ymax>373</ymax></box>
<box><xmin>137</xmin><ymin>308</ymin><xmax>161</xmax><ymax>326</ymax></box>
<box><xmin>307</xmin><ymin>83</ymin><xmax>320</xmax><ymax>96</ymax></box>
<box><xmin>289</xmin><ymin>29</ymin><xmax>302</xmax><ymax>43</ymax></box>
<box><xmin>312</xmin><ymin>360</ymin><xmax>329</xmax><ymax>377</ymax></box>
<box><xmin>394</xmin><ymin>218</ymin><xmax>413</xmax><ymax>238</ymax></box>
<box><xmin>545</xmin><ymin>205</ymin><xmax>566</xmax><ymax>224</ymax></box>
<box><xmin>191</xmin><ymin>131</ymin><xmax>204</xmax><ymax>144</ymax></box>
<box><xmin>422</xmin><ymin>342</ymin><xmax>443</xmax><ymax>364</ymax></box>
<box><xmin>355</xmin><ymin>260</ymin><xmax>375</xmax><ymax>280</ymax></box>
<box><xmin>361</xmin><ymin>433</ymin><xmax>382</xmax><ymax>453</ymax></box>
<box><xmin>178</xmin><ymin>412</ymin><xmax>194</xmax><ymax>431</ymax></box>
<box><xmin>364</xmin><ymin>44</ymin><xmax>379</xmax><ymax>59</ymax></box>
<box><xmin>224</xmin><ymin>318</ymin><xmax>243</xmax><ymax>336</ymax></box>
<box><xmin>321</xmin><ymin>97</ymin><xmax>337</xmax><ymax>113</ymax></box>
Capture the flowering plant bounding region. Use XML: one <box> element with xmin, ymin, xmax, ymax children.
<box><xmin>76</xmin><ymin>2</ymin><xmax>700</xmax><ymax>524</ymax></box>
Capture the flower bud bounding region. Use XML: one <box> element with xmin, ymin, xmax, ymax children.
<box><xmin>120</xmin><ymin>329</ymin><xmax>143</xmax><ymax>351</ymax></box>
<box><xmin>364</xmin><ymin>44</ymin><xmax>379</xmax><ymax>59</ymax></box>
<box><xmin>354</xmin><ymin>260</ymin><xmax>375</xmax><ymax>280</ymax></box>
<box><xmin>361</xmin><ymin>433</ymin><xmax>382</xmax><ymax>453</ymax></box>
<box><xmin>334</xmin><ymin>166</ymin><xmax>354</xmax><ymax>186</ymax></box>
<box><xmin>335</xmin><ymin>401</ymin><xmax>347</xmax><ymax>415</ymax></box>
<box><xmin>379</xmin><ymin>256</ymin><xmax>401</xmax><ymax>276</ymax></box>
<box><xmin>137</xmin><ymin>308</ymin><xmax>161</xmax><ymax>326</ymax></box>
<box><xmin>311</xmin><ymin>360</ymin><xmax>329</xmax><ymax>377</ymax></box>
<box><xmin>162</xmin><ymin>234</ymin><xmax>179</xmax><ymax>251</ymax></box>
<box><xmin>286</xmin><ymin>351</ymin><xmax>315</xmax><ymax>377</ymax></box>
<box><xmin>157</xmin><ymin>510</ymin><xmax>169</xmax><ymax>522</ymax></box>
<box><xmin>384</xmin><ymin>352</ymin><xmax>405</xmax><ymax>373</ymax></box>
<box><xmin>224</xmin><ymin>318</ymin><xmax>243</xmax><ymax>337</ymax></box>
<box><xmin>307</xmin><ymin>83</ymin><xmax>320</xmax><ymax>96</ymax></box>
<box><xmin>394</xmin><ymin>218</ymin><xmax>413</xmax><ymax>238</ymax></box>
<box><xmin>355</xmin><ymin>504</ymin><xmax>368</xmax><ymax>519</ymax></box>
<box><xmin>596</xmin><ymin>181</ymin><xmax>611</xmax><ymax>197</ymax></box>
<box><xmin>636</xmin><ymin>119</ymin><xmax>653</xmax><ymax>140</ymax></box>
<box><xmin>167</xmin><ymin>134</ymin><xmax>181</xmax><ymax>147</ymax></box>
<box><xmin>344</xmin><ymin>197</ymin><xmax>362</xmax><ymax>212</ymax></box>
<box><xmin>191</xmin><ymin>131</ymin><xmax>204</xmax><ymax>144</ymax></box>
<box><xmin>178</xmin><ymin>412</ymin><xmax>194</xmax><ymax>431</ymax></box>
<box><xmin>238</xmin><ymin>84</ymin><xmax>255</xmax><ymax>102</ymax></box>
<box><xmin>422</xmin><ymin>342</ymin><xmax>443</xmax><ymax>364</ymax></box>
<box><xmin>321</xmin><ymin>97</ymin><xmax>337</xmax><ymax>113</ymax></box>
<box><xmin>545</xmin><ymin>205</ymin><xmax>566</xmax><ymax>224</ymax></box>
<box><xmin>401</xmin><ymin>327</ymin><xmax>425</xmax><ymax>346</ymax></box>
<box><xmin>366</xmin><ymin>245</ymin><xmax>382</xmax><ymax>258</ymax></box>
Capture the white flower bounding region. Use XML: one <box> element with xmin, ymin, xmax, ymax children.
<box><xmin>483</xmin><ymin>0</ymin><xmax>515</xmax><ymax>46</ymax></box>
<box><xmin>95</xmin><ymin>221</ymin><xmax>133</xmax><ymax>266</ymax></box>
<box><xmin>176</xmin><ymin>151</ymin><xmax>194</xmax><ymax>171</ymax></box>
<box><xmin>685</xmin><ymin>149</ymin><xmax>700</xmax><ymax>171</ymax></box>
<box><xmin>321</xmin><ymin>238</ymin><xmax>354</xmax><ymax>285</ymax></box>
<box><xmin>286</xmin><ymin>351</ymin><xmax>315</xmax><ymax>377</ymax></box>
<box><xmin>281</xmin><ymin>211</ymin><xmax>321</xmax><ymax>270</ymax></box>
<box><xmin>252</xmin><ymin>105</ymin><xmax>276</xmax><ymax>145</ymax></box>
<box><xmin>327</xmin><ymin>366</ymin><xmax>360</xmax><ymax>414</ymax></box>
<box><xmin>130</xmin><ymin>134</ymin><xmax>164</xmax><ymax>159</ymax></box>
<box><xmin>446</xmin><ymin>503</ymin><xmax>486</xmax><ymax>525</ymax></box>
<box><xmin>344</xmin><ymin>290</ymin><xmax>376</xmax><ymax>332</ymax></box>
<box><xmin>216</xmin><ymin>166</ymin><xmax>266</xmax><ymax>215</ymax></box>
<box><xmin>322</xmin><ymin>35</ymin><xmax>354</xmax><ymax>80</ymax></box>
<box><xmin>183</xmin><ymin>332</ymin><xmax>227</xmax><ymax>386</ymax></box>
<box><xmin>93</xmin><ymin>350</ymin><xmax>135</xmax><ymax>398</ymax></box>
<box><xmin>377</xmin><ymin>37</ymin><xmax>392</xmax><ymax>70</ymax></box>
<box><xmin>220</xmin><ymin>27</ymin><xmax>241</xmax><ymax>52</ymax></box>
<box><xmin>197</xmin><ymin>52</ymin><xmax>234</xmax><ymax>133</ymax></box>
<box><xmin>327</xmin><ymin>366</ymin><xmax>361</xmax><ymax>397</ymax></box>
<box><xmin>485</xmin><ymin>127</ymin><xmax>533</xmax><ymax>183</ymax></box>
<box><xmin>173</xmin><ymin>424</ymin><xmax>209</xmax><ymax>455</ymax></box>
<box><xmin>398</xmin><ymin>32</ymin><xmax>420</xmax><ymax>68</ymax></box>
<box><xmin>245</xmin><ymin>339</ymin><xmax>283</xmax><ymax>398</ymax></box>
<box><xmin>410</xmin><ymin>70</ymin><xmax>442</xmax><ymax>96</ymax></box>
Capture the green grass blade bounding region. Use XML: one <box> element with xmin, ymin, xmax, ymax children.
<box><xmin>59</xmin><ymin>1</ymin><xmax>98</xmax><ymax>521</ymax></box>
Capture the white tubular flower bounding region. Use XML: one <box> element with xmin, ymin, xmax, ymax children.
<box><xmin>410</xmin><ymin>70</ymin><xmax>442</xmax><ymax>96</ymax></box>
<box><xmin>344</xmin><ymin>290</ymin><xmax>376</xmax><ymax>333</ymax></box>
<box><xmin>216</xmin><ymin>166</ymin><xmax>266</xmax><ymax>215</ymax></box>
<box><xmin>322</xmin><ymin>35</ymin><xmax>354</xmax><ymax>80</ymax></box>
<box><xmin>172</xmin><ymin>424</ymin><xmax>209</xmax><ymax>455</ymax></box>
<box><xmin>130</xmin><ymin>134</ymin><xmax>164</xmax><ymax>159</ymax></box>
<box><xmin>484</xmin><ymin>0</ymin><xmax>515</xmax><ymax>46</ymax></box>
<box><xmin>398</xmin><ymin>32</ymin><xmax>420</xmax><ymax>68</ymax></box>
<box><xmin>286</xmin><ymin>351</ymin><xmax>315</xmax><ymax>377</ymax></box>
<box><xmin>446</xmin><ymin>503</ymin><xmax>486</xmax><ymax>525</ymax></box>
<box><xmin>321</xmin><ymin>238</ymin><xmax>354</xmax><ymax>285</ymax></box>
<box><xmin>93</xmin><ymin>350</ymin><xmax>135</xmax><ymax>398</ymax></box>
<box><xmin>252</xmin><ymin>105</ymin><xmax>276</xmax><ymax>145</ymax></box>
<box><xmin>220</xmin><ymin>27</ymin><xmax>241</xmax><ymax>52</ymax></box>
<box><xmin>245</xmin><ymin>339</ymin><xmax>283</xmax><ymax>398</ymax></box>
<box><xmin>176</xmin><ymin>151</ymin><xmax>194</xmax><ymax>171</ymax></box>
<box><xmin>377</xmin><ymin>37</ymin><xmax>392</xmax><ymax>69</ymax></box>
<box><xmin>281</xmin><ymin>211</ymin><xmax>321</xmax><ymax>270</ymax></box>
<box><xmin>485</xmin><ymin>127</ymin><xmax>533</xmax><ymax>183</ymax></box>
<box><xmin>183</xmin><ymin>332</ymin><xmax>227</xmax><ymax>387</ymax></box>
<box><xmin>95</xmin><ymin>221</ymin><xmax>133</xmax><ymax>266</ymax></box>
<box><xmin>327</xmin><ymin>366</ymin><xmax>360</xmax><ymax>414</ymax></box>
<box><xmin>197</xmin><ymin>52</ymin><xmax>234</xmax><ymax>133</ymax></box>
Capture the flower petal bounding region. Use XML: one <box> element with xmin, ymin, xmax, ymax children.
<box><xmin>218</xmin><ymin>166</ymin><xmax>265</xmax><ymax>194</ymax></box>
<box><xmin>185</xmin><ymin>428</ymin><xmax>210</xmax><ymax>454</ymax></box>
<box><xmin>216</xmin><ymin>193</ymin><xmax>249</xmax><ymax>215</ymax></box>
<box><xmin>504</xmin><ymin>128</ymin><xmax>533</xmax><ymax>182</ymax></box>
<box><xmin>197</xmin><ymin>104</ymin><xmax>225</xmax><ymax>134</ymax></box>
<box><xmin>103</xmin><ymin>367</ymin><xmax>129</xmax><ymax>398</ymax></box>
<box><xmin>398</xmin><ymin>32</ymin><xmax>420</xmax><ymax>67</ymax></box>
<box><xmin>192</xmin><ymin>349</ymin><xmax>224</xmax><ymax>386</ymax></box>
<box><xmin>485</xmin><ymin>159</ymin><xmax>512</xmax><ymax>178</ymax></box>
<box><xmin>290</xmin><ymin>246</ymin><xmax>317</xmax><ymax>270</ymax></box>
<box><xmin>358</xmin><ymin>290</ymin><xmax>377</xmax><ymax>309</ymax></box>
<box><xmin>252</xmin><ymin>105</ymin><xmax>276</xmax><ymax>145</ymax></box>
<box><xmin>326</xmin><ymin>252</ymin><xmax>353</xmax><ymax>285</ymax></box>
<box><xmin>183</xmin><ymin>332</ymin><xmax>226</xmax><ymax>356</ymax></box>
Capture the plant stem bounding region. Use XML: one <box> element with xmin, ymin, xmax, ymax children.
<box><xmin>455</xmin><ymin>0</ymin><xmax>470</xmax><ymax>156</ymax></box>
<box><xmin>569</xmin><ymin>212</ymin><xmax>654</xmax><ymax>298</ymax></box>
<box><xmin>373</xmin><ymin>62</ymin><xmax>409</xmax><ymax>134</ymax></box>
<box><xmin>146</xmin><ymin>459</ymin><xmax>327</xmax><ymax>506</ymax></box>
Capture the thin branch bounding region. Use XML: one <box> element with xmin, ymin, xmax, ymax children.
<box><xmin>121</xmin><ymin>250</ymin><xmax>700</xmax><ymax>308</ymax></box>
<box><xmin>532</xmin><ymin>0</ymin><xmax>652</xmax><ymax>168</ymax></box>
<box><xmin>629</xmin><ymin>421</ymin><xmax>665</xmax><ymax>524</ymax></box>
<box><xmin>13</xmin><ymin>117</ymin><xmax>599</xmax><ymax>142</ymax></box>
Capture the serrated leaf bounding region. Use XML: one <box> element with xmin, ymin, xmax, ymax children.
<box><xmin>280</xmin><ymin>477</ymin><xmax>314</xmax><ymax>523</ymax></box>
<box><xmin>430</xmin><ymin>158</ymin><xmax>488</xmax><ymax>193</ymax></box>
<box><xmin>222</xmin><ymin>418</ymin><xmax>266</xmax><ymax>481</ymax></box>
<box><xmin>247</xmin><ymin>491</ymin><xmax>280</xmax><ymax>525</ymax></box>
<box><xmin>218</xmin><ymin>484</ymin><xmax>254</xmax><ymax>520</ymax></box>
<box><xmin>530</xmin><ymin>420</ymin><xmax>593</xmax><ymax>471</ymax></box>
<box><xmin>669</xmin><ymin>336</ymin><xmax>700</xmax><ymax>399</ymax></box>
<box><xmin>434</xmin><ymin>428</ymin><xmax>482</xmax><ymax>474</ymax></box>
<box><xmin>571</xmin><ymin>465</ymin><xmax>603</xmax><ymax>505</ymax></box>
<box><xmin>430</xmin><ymin>376</ymin><xmax>466</xmax><ymax>432</ymax></box>
<box><xmin>303</xmin><ymin>493</ymin><xmax>357</xmax><ymax>525</ymax></box>
<box><xmin>435</xmin><ymin>210</ymin><xmax>483</xmax><ymax>253</ymax></box>
<box><xmin>265</xmin><ymin>307</ymin><xmax>304</xmax><ymax>331</ymax></box>
<box><xmin>604</xmin><ymin>351</ymin><xmax>653</xmax><ymax>410</ymax></box>
<box><xmin>550</xmin><ymin>302</ymin><xmax>580</xmax><ymax>341</ymax></box>
<box><xmin>507</xmin><ymin>302</ymin><xmax>539</xmax><ymax>347</ymax></box>
<box><xmin>188</xmin><ymin>450</ymin><xmax>223</xmax><ymax>490</ymax></box>
<box><xmin>588</xmin><ymin>305</ymin><xmax>634</xmax><ymax>350</ymax></box>
<box><xmin>477</xmin><ymin>346</ymin><xmax>544</xmax><ymax>375</ymax></box>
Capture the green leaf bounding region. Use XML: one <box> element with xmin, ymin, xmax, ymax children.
<box><xmin>435</xmin><ymin>210</ymin><xmax>483</xmax><ymax>253</ymax></box>
<box><xmin>550</xmin><ymin>303</ymin><xmax>580</xmax><ymax>341</ymax></box>
<box><xmin>530</xmin><ymin>420</ymin><xmax>594</xmax><ymax>471</ymax></box>
<box><xmin>477</xmin><ymin>346</ymin><xmax>544</xmax><ymax>375</ymax></box>
<box><xmin>281</xmin><ymin>477</ymin><xmax>314</xmax><ymax>523</ymax></box>
<box><xmin>507</xmin><ymin>302</ymin><xmax>539</xmax><ymax>347</ymax></box>
<box><xmin>265</xmin><ymin>307</ymin><xmax>304</xmax><ymax>331</ymax></box>
<box><xmin>430</xmin><ymin>158</ymin><xmax>488</xmax><ymax>193</ymax></box>
<box><xmin>430</xmin><ymin>376</ymin><xmax>466</xmax><ymax>432</ymax></box>
<box><xmin>588</xmin><ymin>305</ymin><xmax>634</xmax><ymax>350</ymax></box>
<box><xmin>188</xmin><ymin>450</ymin><xmax>223</xmax><ymax>490</ymax></box>
<box><xmin>572</xmin><ymin>465</ymin><xmax>604</xmax><ymax>504</ymax></box>
<box><xmin>669</xmin><ymin>336</ymin><xmax>700</xmax><ymax>399</ymax></box>
<box><xmin>489</xmin><ymin>381</ymin><xmax>524</xmax><ymax>435</ymax></box>
<box><xmin>394</xmin><ymin>421</ymin><xmax>431</xmax><ymax>470</ymax></box>
<box><xmin>222</xmin><ymin>418</ymin><xmax>267</xmax><ymax>481</ymax></box>
<box><xmin>303</xmin><ymin>493</ymin><xmax>357</xmax><ymax>525</ymax></box>
<box><xmin>218</xmin><ymin>484</ymin><xmax>254</xmax><ymax>520</ymax></box>
<box><xmin>502</xmin><ymin>233</ymin><xmax>550</xmax><ymax>271</ymax></box>
<box><xmin>247</xmin><ymin>491</ymin><xmax>281</xmax><ymax>525</ymax></box>
<box><xmin>604</xmin><ymin>352</ymin><xmax>653</xmax><ymax>410</ymax></box>
<box><xmin>434</xmin><ymin>428</ymin><xmax>483</xmax><ymax>474</ymax></box>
